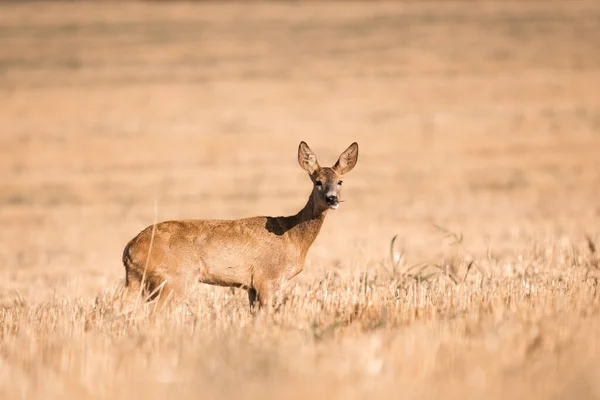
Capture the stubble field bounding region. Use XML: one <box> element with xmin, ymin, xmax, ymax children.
<box><xmin>1</xmin><ymin>1</ymin><xmax>600</xmax><ymax>399</ymax></box>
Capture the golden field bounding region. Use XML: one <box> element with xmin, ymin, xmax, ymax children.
<box><xmin>1</xmin><ymin>1</ymin><xmax>600</xmax><ymax>398</ymax></box>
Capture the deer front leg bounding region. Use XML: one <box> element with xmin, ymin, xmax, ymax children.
<box><xmin>247</xmin><ymin>287</ymin><xmax>259</xmax><ymax>312</ymax></box>
<box><xmin>255</xmin><ymin>278</ymin><xmax>288</xmax><ymax>313</ymax></box>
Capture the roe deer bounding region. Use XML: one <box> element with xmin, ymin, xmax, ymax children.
<box><xmin>122</xmin><ymin>141</ymin><xmax>359</xmax><ymax>311</ymax></box>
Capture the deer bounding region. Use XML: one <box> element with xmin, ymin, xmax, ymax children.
<box><xmin>121</xmin><ymin>141</ymin><xmax>359</xmax><ymax>312</ymax></box>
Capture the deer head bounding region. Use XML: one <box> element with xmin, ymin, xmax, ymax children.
<box><xmin>298</xmin><ymin>141</ymin><xmax>359</xmax><ymax>210</ymax></box>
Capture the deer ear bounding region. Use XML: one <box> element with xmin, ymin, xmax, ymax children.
<box><xmin>298</xmin><ymin>141</ymin><xmax>320</xmax><ymax>174</ymax></box>
<box><xmin>333</xmin><ymin>142</ymin><xmax>359</xmax><ymax>175</ymax></box>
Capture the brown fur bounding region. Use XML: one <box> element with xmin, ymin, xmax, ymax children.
<box><xmin>122</xmin><ymin>141</ymin><xmax>359</xmax><ymax>311</ymax></box>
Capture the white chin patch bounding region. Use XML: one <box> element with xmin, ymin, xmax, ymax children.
<box><xmin>328</xmin><ymin>203</ymin><xmax>339</xmax><ymax>210</ymax></box>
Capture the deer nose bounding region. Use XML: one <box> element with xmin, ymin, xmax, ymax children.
<box><xmin>326</xmin><ymin>194</ymin><xmax>338</xmax><ymax>205</ymax></box>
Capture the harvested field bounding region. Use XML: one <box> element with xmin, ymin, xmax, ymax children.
<box><xmin>1</xmin><ymin>1</ymin><xmax>600</xmax><ymax>399</ymax></box>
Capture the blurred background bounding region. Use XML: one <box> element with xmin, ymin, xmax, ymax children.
<box><xmin>0</xmin><ymin>0</ymin><xmax>599</xmax><ymax>302</ymax></box>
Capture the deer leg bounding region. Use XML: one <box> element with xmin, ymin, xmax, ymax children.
<box><xmin>118</xmin><ymin>266</ymin><xmax>152</xmax><ymax>313</ymax></box>
<box><xmin>256</xmin><ymin>279</ymin><xmax>285</xmax><ymax>313</ymax></box>
<box><xmin>248</xmin><ymin>287</ymin><xmax>259</xmax><ymax>312</ymax></box>
<box><xmin>151</xmin><ymin>279</ymin><xmax>181</xmax><ymax>313</ymax></box>
<box><xmin>123</xmin><ymin>282</ymin><xmax>145</xmax><ymax>311</ymax></box>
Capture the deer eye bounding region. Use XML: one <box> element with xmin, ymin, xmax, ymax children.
<box><xmin>338</xmin><ymin>180</ymin><xmax>343</xmax><ymax>185</ymax></box>
<box><xmin>315</xmin><ymin>180</ymin><xmax>323</xmax><ymax>188</ymax></box>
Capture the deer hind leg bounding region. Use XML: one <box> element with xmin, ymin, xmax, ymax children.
<box><xmin>120</xmin><ymin>259</ymin><xmax>147</xmax><ymax>310</ymax></box>
<box><xmin>124</xmin><ymin>260</ymin><xmax>180</xmax><ymax>313</ymax></box>
<box><xmin>152</xmin><ymin>280</ymin><xmax>179</xmax><ymax>312</ymax></box>
<box><xmin>122</xmin><ymin>278</ymin><xmax>143</xmax><ymax>308</ymax></box>
<box><xmin>122</xmin><ymin>244</ymin><xmax>159</xmax><ymax>304</ymax></box>
<box><xmin>142</xmin><ymin>268</ymin><xmax>187</xmax><ymax>311</ymax></box>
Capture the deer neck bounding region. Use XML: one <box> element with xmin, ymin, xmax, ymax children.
<box><xmin>287</xmin><ymin>191</ymin><xmax>328</xmax><ymax>252</ymax></box>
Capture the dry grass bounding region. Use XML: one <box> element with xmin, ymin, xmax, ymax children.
<box><xmin>1</xmin><ymin>1</ymin><xmax>600</xmax><ymax>399</ymax></box>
